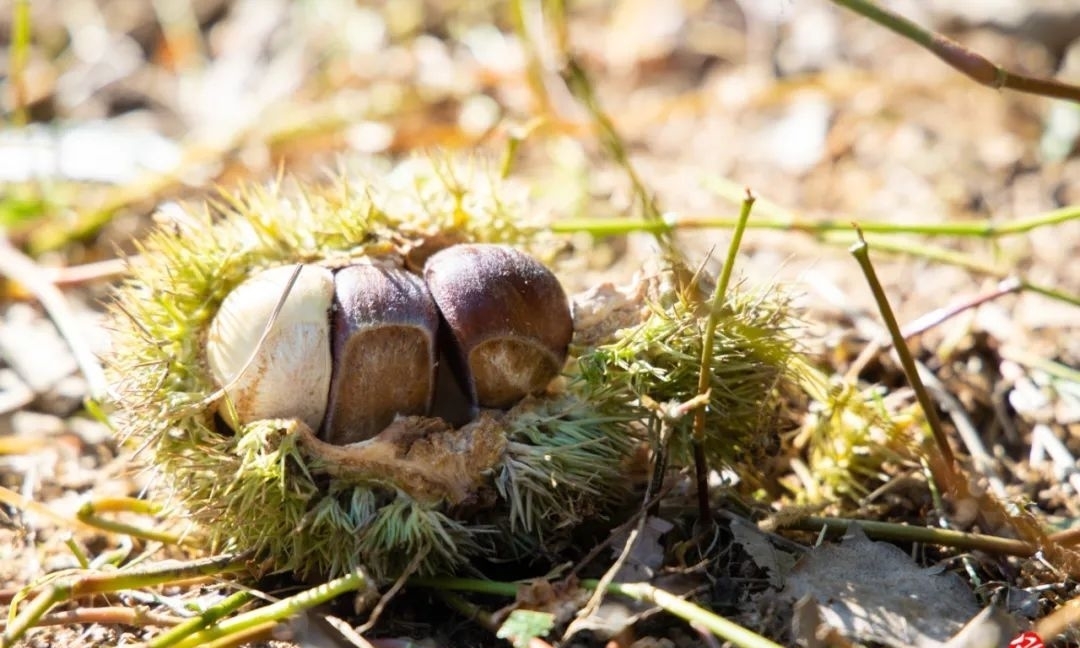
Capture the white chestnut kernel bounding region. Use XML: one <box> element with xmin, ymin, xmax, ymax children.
<box><xmin>207</xmin><ymin>264</ymin><xmax>334</xmax><ymax>431</ymax></box>
<box><xmin>423</xmin><ymin>244</ymin><xmax>573</xmax><ymax>410</ymax></box>
<box><xmin>322</xmin><ymin>264</ymin><xmax>440</xmax><ymax>445</ymax></box>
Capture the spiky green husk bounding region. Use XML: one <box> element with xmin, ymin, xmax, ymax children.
<box><xmin>791</xmin><ymin>376</ymin><xmax>920</xmax><ymax>503</ymax></box>
<box><xmin>575</xmin><ymin>287</ymin><xmax>799</xmax><ymax>470</ymax></box>
<box><xmin>498</xmin><ymin>395</ymin><xmax>638</xmax><ymax>536</ymax></box>
<box><xmin>107</xmin><ymin>159</ymin><xmax>636</xmax><ymax>580</ymax></box>
<box><xmin>108</xmin><ymin>156</ymin><xmax>810</xmax><ymax>580</ymax></box>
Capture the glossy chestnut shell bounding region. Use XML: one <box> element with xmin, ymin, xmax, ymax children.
<box><xmin>323</xmin><ymin>263</ymin><xmax>440</xmax><ymax>445</ymax></box>
<box><xmin>424</xmin><ymin>244</ymin><xmax>573</xmax><ymax>411</ymax></box>
<box><xmin>206</xmin><ymin>244</ymin><xmax>572</xmax><ymax>443</ymax></box>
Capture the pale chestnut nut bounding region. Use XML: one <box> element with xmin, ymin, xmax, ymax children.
<box><xmin>322</xmin><ymin>264</ymin><xmax>440</xmax><ymax>445</ymax></box>
<box><xmin>206</xmin><ymin>264</ymin><xmax>334</xmax><ymax>431</ymax></box>
<box><xmin>423</xmin><ymin>244</ymin><xmax>573</xmax><ymax>411</ymax></box>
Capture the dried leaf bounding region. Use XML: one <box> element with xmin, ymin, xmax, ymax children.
<box><xmin>940</xmin><ymin>605</ymin><xmax>1019</xmax><ymax>648</ymax></box>
<box><xmin>611</xmin><ymin>516</ymin><xmax>675</xmax><ymax>582</ymax></box>
<box><xmin>780</xmin><ymin>526</ymin><xmax>981</xmax><ymax>647</ymax></box>
<box><xmin>730</xmin><ymin>517</ymin><xmax>796</xmax><ymax>588</ymax></box>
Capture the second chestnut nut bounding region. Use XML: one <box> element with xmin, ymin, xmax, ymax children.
<box><xmin>207</xmin><ymin>244</ymin><xmax>573</xmax><ymax>445</ymax></box>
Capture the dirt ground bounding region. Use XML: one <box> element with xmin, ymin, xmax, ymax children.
<box><xmin>1</xmin><ymin>1</ymin><xmax>1079</xmax><ymax>647</ymax></box>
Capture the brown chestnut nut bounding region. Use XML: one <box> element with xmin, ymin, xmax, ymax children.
<box><xmin>423</xmin><ymin>244</ymin><xmax>572</xmax><ymax>411</ymax></box>
<box><xmin>322</xmin><ymin>263</ymin><xmax>440</xmax><ymax>445</ymax></box>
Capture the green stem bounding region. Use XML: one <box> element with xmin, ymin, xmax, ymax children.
<box><xmin>149</xmin><ymin>591</ymin><xmax>255</xmax><ymax>648</ymax></box>
<box><xmin>549</xmin><ymin>205</ymin><xmax>1080</xmax><ymax>238</ymax></box>
<box><xmin>508</xmin><ymin>0</ymin><xmax>554</xmax><ymax>116</ymax></box>
<box><xmin>169</xmin><ymin>570</ymin><xmax>370</xmax><ymax>648</ymax></box>
<box><xmin>64</xmin><ymin>538</ymin><xmax>90</xmax><ymax>569</ymax></box>
<box><xmin>836</xmin><ymin>235</ymin><xmax>1080</xmax><ymax>308</ymax></box>
<box><xmin>545</xmin><ymin>0</ymin><xmax>569</xmax><ymax>53</ymax></box>
<box><xmin>8</xmin><ymin>0</ymin><xmax>30</xmax><ymax>127</ymax></box>
<box><xmin>1001</xmin><ymin>347</ymin><xmax>1080</xmax><ymax>385</ymax></box>
<box><xmin>2</xmin><ymin>555</ymin><xmax>247</xmax><ymax>647</ymax></box>
<box><xmin>412</xmin><ymin>575</ymin><xmax>782</xmax><ymax>648</ymax></box>
<box><xmin>549</xmin><ymin>209</ymin><xmax>1080</xmax><ymax>308</ymax></box>
<box><xmin>77</xmin><ymin>498</ymin><xmax>187</xmax><ymax>546</ymax></box>
<box><xmin>70</xmin><ymin>555</ymin><xmax>247</xmax><ymax>596</ymax></box>
<box><xmin>555</xmin><ymin>45</ymin><xmax>671</xmax><ymax>253</ymax></box>
<box><xmin>200</xmin><ymin>622</ymin><xmax>276</xmax><ymax>648</ymax></box>
<box><xmin>849</xmin><ymin>229</ymin><xmax>959</xmax><ymax>491</ymax></box>
<box><xmin>587</xmin><ymin>581</ymin><xmax>784</xmax><ymax>648</ymax></box>
<box><xmin>436</xmin><ymin>591</ymin><xmax>498</xmax><ymax>632</ymax></box>
<box><xmin>408</xmin><ymin>576</ymin><xmax>518</xmax><ymax>597</ymax></box>
<box><xmin>778</xmin><ymin>515</ymin><xmax>1037</xmax><ymax>557</ymax></box>
<box><xmin>712</xmin><ymin>195</ymin><xmax>755</xmax><ymax>314</ymax></box>
<box><xmin>691</xmin><ymin>191</ymin><xmax>756</xmax><ymax>522</ymax></box>
<box><xmin>2</xmin><ymin>586</ymin><xmax>60</xmax><ymax>648</ymax></box>
<box><xmin>707</xmin><ymin>175</ymin><xmax>1080</xmax><ymax>236</ymax></box>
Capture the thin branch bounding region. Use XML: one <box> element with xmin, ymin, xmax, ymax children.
<box><xmin>7</xmin><ymin>0</ymin><xmax>31</xmax><ymax>127</ymax></box>
<box><xmin>76</xmin><ymin>497</ymin><xmax>192</xmax><ymax>547</ymax></box>
<box><xmin>848</xmin><ymin>228</ymin><xmax>959</xmax><ymax>489</ymax></box>
<box><xmin>550</xmin><ymin>205</ymin><xmax>1080</xmax><ymax>238</ymax></box>
<box><xmin>775</xmin><ymin>515</ymin><xmax>1037</xmax><ymax>557</ymax></box>
<box><xmin>597</xmin><ymin>581</ymin><xmax>784</xmax><ymax>648</ymax></box>
<box><xmin>148</xmin><ymin>591</ymin><xmax>255</xmax><ymax>648</ymax></box>
<box><xmin>691</xmin><ymin>190</ymin><xmax>756</xmax><ymax>523</ymax></box>
<box><xmin>897</xmin><ymin>278</ymin><xmax>1022</xmax><ymax>342</ymax></box>
<box><xmin>832</xmin><ymin>0</ymin><xmax>1080</xmax><ymax>103</ymax></box>
<box><xmin>167</xmin><ymin>569</ymin><xmax>371</xmax><ymax>648</ymax></box>
<box><xmin>0</xmin><ymin>606</ymin><xmax>184</xmax><ymax>630</ymax></box>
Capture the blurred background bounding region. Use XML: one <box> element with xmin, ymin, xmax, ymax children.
<box><xmin>1</xmin><ymin>0</ymin><xmax>1078</xmax><ymax>337</ymax></box>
